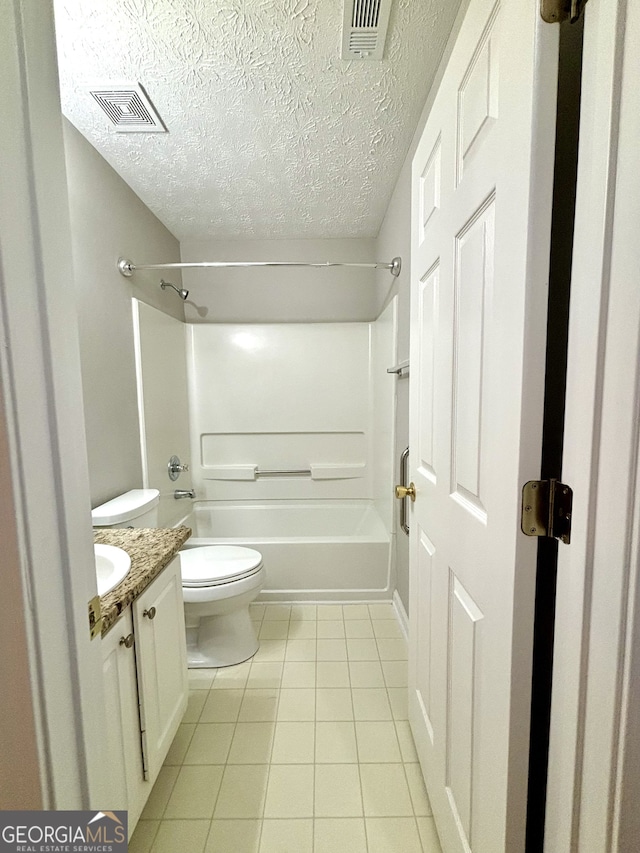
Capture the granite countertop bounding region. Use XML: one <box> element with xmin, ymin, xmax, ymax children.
<box><xmin>95</xmin><ymin>526</ymin><xmax>191</xmax><ymax>636</ymax></box>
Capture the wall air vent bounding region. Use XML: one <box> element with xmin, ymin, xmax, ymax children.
<box><xmin>88</xmin><ymin>83</ymin><xmax>167</xmax><ymax>133</ymax></box>
<box><xmin>341</xmin><ymin>0</ymin><xmax>393</xmax><ymax>60</ymax></box>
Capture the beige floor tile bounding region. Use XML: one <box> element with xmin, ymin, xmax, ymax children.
<box><xmin>404</xmin><ymin>763</ymin><xmax>432</xmax><ymax>816</ymax></box>
<box><xmin>314</xmin><ymin>818</ymin><xmax>367</xmax><ymax>853</ymax></box>
<box><xmin>342</xmin><ymin>604</ymin><xmax>371</xmax><ymax>620</ymax></box>
<box><xmin>348</xmin><ymin>661</ymin><xmax>385</xmax><ymax>688</ymax></box>
<box><xmin>381</xmin><ymin>661</ymin><xmax>408</xmax><ymax>688</ymax></box>
<box><xmin>317</xmin><ymin>639</ymin><xmax>348</xmax><ymax>661</ymax></box>
<box><xmin>128</xmin><ymin>820</ymin><xmax>158</xmax><ymax>853</ymax></box>
<box><xmin>316</xmin><ymin>661</ymin><xmax>350</xmax><ymax>688</ymax></box>
<box><xmin>188</xmin><ymin>669</ymin><xmax>217</xmax><ymax>690</ymax></box>
<box><xmin>264</xmin><ymin>764</ymin><xmax>315</xmax><ymax>818</ymax></box>
<box><xmin>316</xmin><ymin>604</ymin><xmax>344</xmax><ymax>620</ymax></box>
<box><xmin>211</xmin><ymin>660</ymin><xmax>252</xmax><ymax>689</ymax></box>
<box><xmin>164</xmin><ymin>764</ymin><xmax>224</xmax><ymax>819</ymax></box>
<box><xmin>183</xmin><ymin>690</ymin><xmax>207</xmax><ymax>723</ymax></box>
<box><xmin>360</xmin><ymin>764</ymin><xmax>413</xmax><ymax>817</ymax></box>
<box><xmin>259</xmin><ymin>621</ymin><xmax>289</xmax><ymax>640</ymax></box>
<box><xmin>247</xmin><ymin>661</ymin><xmax>283</xmax><ymax>689</ymax></box>
<box><xmin>355</xmin><ymin>721</ymin><xmax>402</xmax><ymax>762</ymax></box>
<box><xmin>214</xmin><ymin>765</ymin><xmax>269</xmax><ymax>818</ymax></box>
<box><xmin>387</xmin><ymin>687</ymin><xmax>409</xmax><ymax>720</ymax></box>
<box><xmin>347</xmin><ymin>639</ymin><xmax>380</xmax><ymax>661</ymax></box>
<box><xmin>164</xmin><ymin>723</ymin><xmax>196</xmax><ymax>765</ymax></box>
<box><xmin>205</xmin><ymin>819</ymin><xmax>261</xmax><ymax>853</ymax></box>
<box><xmin>317</xmin><ymin>619</ymin><xmax>346</xmax><ymax>638</ymax></box>
<box><xmin>365</xmin><ymin>817</ymin><xmax>422</xmax><ymax>853</ymax></box>
<box><xmin>316</xmin><ymin>688</ymin><xmax>354</xmax><ymax>721</ymax></box>
<box><xmin>277</xmin><ymin>688</ymin><xmax>316</xmax><ymax>721</ymax></box>
<box><xmin>376</xmin><ymin>639</ymin><xmax>408</xmax><ymax>661</ymax></box>
<box><xmin>259</xmin><ymin>819</ymin><xmax>313</xmax><ymax>853</ymax></box>
<box><xmin>287</xmin><ymin>620</ymin><xmax>317</xmax><ymax>639</ymax></box>
<box><xmin>314</xmin><ymin>764</ymin><xmax>363</xmax><ymax>817</ymax></box>
<box><xmin>227</xmin><ymin>722</ymin><xmax>275</xmax><ymax>764</ymax></box>
<box><xmin>200</xmin><ymin>689</ymin><xmax>244</xmax><ymax>723</ymax></box>
<box><xmin>372</xmin><ymin>619</ymin><xmax>404</xmax><ymax>639</ymax></box>
<box><xmin>238</xmin><ymin>688</ymin><xmax>279</xmax><ymax>722</ymax></box>
<box><xmin>184</xmin><ymin>723</ymin><xmax>235</xmax><ymax>765</ymax></box>
<box><xmin>263</xmin><ymin>604</ymin><xmax>292</xmax><ymax>621</ymax></box>
<box><xmin>150</xmin><ymin>820</ymin><xmax>210</xmax><ymax>853</ymax></box>
<box><xmin>285</xmin><ymin>639</ymin><xmax>317</xmax><ymax>661</ymax></box>
<box><xmin>345</xmin><ymin>619</ymin><xmax>375</xmax><ymax>639</ymax></box>
<box><xmin>315</xmin><ymin>721</ymin><xmax>358</xmax><ymax>763</ymax></box>
<box><xmin>140</xmin><ymin>766</ymin><xmax>179</xmax><ymax>819</ymax></box>
<box><xmin>352</xmin><ymin>688</ymin><xmax>393</xmax><ymax>721</ymax></box>
<box><xmin>253</xmin><ymin>640</ymin><xmax>287</xmax><ymax>662</ymax></box>
<box><xmin>395</xmin><ymin>721</ymin><xmax>419</xmax><ymax>763</ymax></box>
<box><xmin>271</xmin><ymin>722</ymin><xmax>315</xmax><ymax>763</ymax></box>
<box><xmin>416</xmin><ymin>817</ymin><xmax>443</xmax><ymax>852</ymax></box>
<box><xmin>368</xmin><ymin>603</ymin><xmax>396</xmax><ymax>620</ymax></box>
<box><xmin>281</xmin><ymin>662</ymin><xmax>316</xmax><ymax>688</ymax></box>
<box><xmin>290</xmin><ymin>604</ymin><xmax>318</xmax><ymax>621</ymax></box>
<box><xmin>250</xmin><ymin>603</ymin><xmax>266</xmax><ymax>618</ymax></box>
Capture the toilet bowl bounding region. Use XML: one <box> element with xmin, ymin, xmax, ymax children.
<box><xmin>91</xmin><ymin>489</ymin><xmax>266</xmax><ymax>669</ymax></box>
<box><xmin>180</xmin><ymin>545</ymin><xmax>265</xmax><ymax>668</ymax></box>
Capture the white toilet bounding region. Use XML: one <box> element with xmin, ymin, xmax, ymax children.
<box><xmin>91</xmin><ymin>489</ymin><xmax>266</xmax><ymax>668</ymax></box>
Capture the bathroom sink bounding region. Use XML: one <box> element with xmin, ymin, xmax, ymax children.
<box><xmin>95</xmin><ymin>544</ymin><xmax>131</xmax><ymax>596</ymax></box>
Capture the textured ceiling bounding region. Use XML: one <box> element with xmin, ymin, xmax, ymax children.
<box><xmin>54</xmin><ymin>0</ymin><xmax>461</xmax><ymax>241</ymax></box>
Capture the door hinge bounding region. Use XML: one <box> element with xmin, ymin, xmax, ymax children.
<box><xmin>540</xmin><ymin>0</ymin><xmax>588</xmax><ymax>23</ymax></box>
<box><xmin>88</xmin><ymin>595</ymin><xmax>103</xmax><ymax>639</ymax></box>
<box><xmin>521</xmin><ymin>479</ymin><xmax>573</xmax><ymax>544</ymax></box>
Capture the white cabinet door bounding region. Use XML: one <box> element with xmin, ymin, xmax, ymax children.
<box><xmin>134</xmin><ymin>557</ymin><xmax>188</xmax><ymax>784</ymax></box>
<box><xmin>408</xmin><ymin>0</ymin><xmax>558</xmax><ymax>850</ymax></box>
<box><xmin>101</xmin><ymin>609</ymin><xmax>144</xmax><ymax>819</ymax></box>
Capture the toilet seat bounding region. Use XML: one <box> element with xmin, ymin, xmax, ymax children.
<box><xmin>180</xmin><ymin>545</ymin><xmax>263</xmax><ymax>588</ymax></box>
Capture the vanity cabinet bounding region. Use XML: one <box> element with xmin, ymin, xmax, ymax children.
<box><xmin>101</xmin><ymin>556</ymin><xmax>187</xmax><ymax>831</ymax></box>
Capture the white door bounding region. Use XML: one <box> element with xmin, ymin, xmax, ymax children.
<box><xmin>545</xmin><ymin>0</ymin><xmax>640</xmax><ymax>849</ymax></box>
<box><xmin>408</xmin><ymin>1</ymin><xmax>559</xmax><ymax>850</ymax></box>
<box><xmin>134</xmin><ymin>557</ymin><xmax>188</xmax><ymax>783</ymax></box>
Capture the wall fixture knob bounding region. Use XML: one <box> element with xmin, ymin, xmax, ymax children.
<box><xmin>395</xmin><ymin>483</ymin><xmax>416</xmax><ymax>502</ymax></box>
<box><xmin>119</xmin><ymin>633</ymin><xmax>134</xmax><ymax>648</ymax></box>
<box><xmin>168</xmin><ymin>455</ymin><xmax>189</xmax><ymax>481</ymax></box>
<box><xmin>143</xmin><ymin>607</ymin><xmax>157</xmax><ymax>620</ymax></box>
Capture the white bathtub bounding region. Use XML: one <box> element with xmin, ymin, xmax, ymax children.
<box><xmin>177</xmin><ymin>500</ymin><xmax>391</xmax><ymax>601</ymax></box>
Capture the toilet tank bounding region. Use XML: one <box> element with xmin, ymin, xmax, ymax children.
<box><xmin>91</xmin><ymin>489</ymin><xmax>160</xmax><ymax>528</ymax></box>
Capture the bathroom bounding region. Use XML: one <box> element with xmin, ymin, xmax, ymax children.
<box><xmin>5</xmin><ymin>1</ymin><xmax>638</xmax><ymax>852</ymax></box>
<box><xmin>22</xmin><ymin>0</ymin><xmax>449</xmax><ymax>850</ymax></box>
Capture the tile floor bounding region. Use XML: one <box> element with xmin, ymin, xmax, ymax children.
<box><xmin>129</xmin><ymin>602</ymin><xmax>442</xmax><ymax>853</ymax></box>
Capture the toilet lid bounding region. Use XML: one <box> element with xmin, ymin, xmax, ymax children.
<box><xmin>180</xmin><ymin>545</ymin><xmax>263</xmax><ymax>587</ymax></box>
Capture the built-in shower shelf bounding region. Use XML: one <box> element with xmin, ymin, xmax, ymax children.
<box><xmin>202</xmin><ymin>463</ymin><xmax>365</xmax><ymax>481</ymax></box>
<box><xmin>387</xmin><ymin>360</ymin><xmax>409</xmax><ymax>376</ymax></box>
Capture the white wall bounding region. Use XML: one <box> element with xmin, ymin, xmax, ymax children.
<box><xmin>180</xmin><ymin>238</ymin><xmax>383</xmax><ymax>323</ymax></box>
<box><xmin>132</xmin><ymin>300</ymin><xmax>193</xmax><ymax>527</ymax></box>
<box><xmin>375</xmin><ymin>167</ymin><xmax>411</xmax><ymax>612</ymax></box>
<box><xmin>187</xmin><ymin>323</ymin><xmax>374</xmax><ymax>501</ymax></box>
<box><xmin>63</xmin><ymin>122</ymin><xmax>184</xmax><ymax>506</ymax></box>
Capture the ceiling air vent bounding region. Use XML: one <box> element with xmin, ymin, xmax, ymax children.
<box><xmin>341</xmin><ymin>0</ymin><xmax>393</xmax><ymax>60</ymax></box>
<box><xmin>89</xmin><ymin>83</ymin><xmax>167</xmax><ymax>133</ymax></box>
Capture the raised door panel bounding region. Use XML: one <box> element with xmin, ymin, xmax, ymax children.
<box><xmin>134</xmin><ymin>557</ymin><xmax>188</xmax><ymax>784</ymax></box>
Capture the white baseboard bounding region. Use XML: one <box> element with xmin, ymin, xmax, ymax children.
<box><xmin>392</xmin><ymin>590</ymin><xmax>409</xmax><ymax>640</ymax></box>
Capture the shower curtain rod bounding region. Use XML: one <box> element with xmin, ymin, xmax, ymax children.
<box><xmin>117</xmin><ymin>256</ymin><xmax>402</xmax><ymax>278</ymax></box>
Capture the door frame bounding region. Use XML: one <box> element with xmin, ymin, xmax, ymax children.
<box><xmin>545</xmin><ymin>0</ymin><xmax>640</xmax><ymax>849</ymax></box>
<box><xmin>0</xmin><ymin>0</ymin><xmax>106</xmax><ymax>808</ymax></box>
